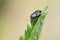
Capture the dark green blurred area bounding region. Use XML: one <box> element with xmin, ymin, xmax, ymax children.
<box><xmin>0</xmin><ymin>0</ymin><xmax>4</xmax><ymax>40</ymax></box>
<box><xmin>0</xmin><ymin>0</ymin><xmax>4</xmax><ymax>12</ymax></box>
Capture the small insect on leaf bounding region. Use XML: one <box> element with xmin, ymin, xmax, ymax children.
<box><xmin>19</xmin><ymin>6</ymin><xmax>48</xmax><ymax>40</ymax></box>
<box><xmin>30</xmin><ymin>10</ymin><xmax>42</xmax><ymax>19</ymax></box>
<box><xmin>30</xmin><ymin>10</ymin><xmax>42</xmax><ymax>26</ymax></box>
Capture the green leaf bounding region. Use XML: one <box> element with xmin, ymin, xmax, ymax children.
<box><xmin>24</xmin><ymin>24</ymin><xmax>32</xmax><ymax>40</ymax></box>
<box><xmin>19</xmin><ymin>6</ymin><xmax>48</xmax><ymax>40</ymax></box>
<box><xmin>19</xmin><ymin>36</ymin><xmax>23</xmax><ymax>40</ymax></box>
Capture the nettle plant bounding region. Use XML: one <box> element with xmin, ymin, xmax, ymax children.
<box><xmin>19</xmin><ymin>6</ymin><xmax>48</xmax><ymax>40</ymax></box>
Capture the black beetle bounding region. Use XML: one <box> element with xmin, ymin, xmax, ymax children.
<box><xmin>30</xmin><ymin>10</ymin><xmax>42</xmax><ymax>26</ymax></box>
<box><xmin>30</xmin><ymin>10</ymin><xmax>42</xmax><ymax>19</ymax></box>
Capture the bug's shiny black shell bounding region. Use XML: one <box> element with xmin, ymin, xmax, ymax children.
<box><xmin>30</xmin><ymin>10</ymin><xmax>42</xmax><ymax>19</ymax></box>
